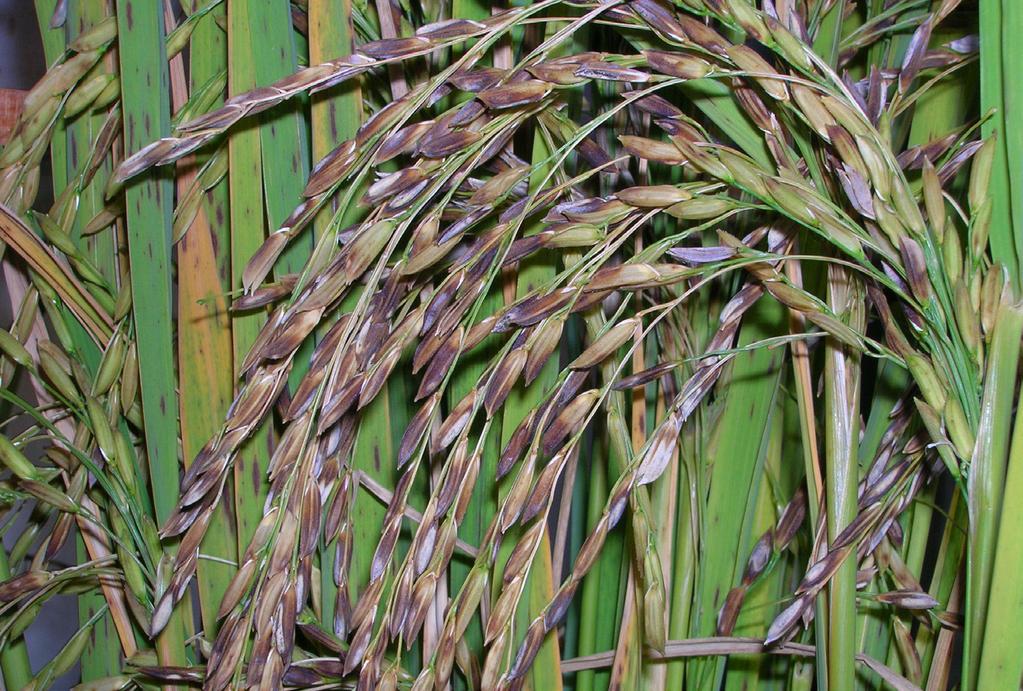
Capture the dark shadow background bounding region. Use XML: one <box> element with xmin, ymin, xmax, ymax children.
<box><xmin>0</xmin><ymin>5</ymin><xmax>45</xmax><ymax>89</ymax></box>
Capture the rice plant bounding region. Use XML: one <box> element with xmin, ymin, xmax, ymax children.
<box><xmin>0</xmin><ymin>0</ymin><xmax>1018</xmax><ymax>689</ymax></box>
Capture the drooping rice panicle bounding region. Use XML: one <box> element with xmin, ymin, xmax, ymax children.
<box><xmin>1</xmin><ymin>1</ymin><xmax>1018</xmax><ymax>689</ymax></box>
<box><xmin>308</xmin><ymin>0</ymin><xmax>364</xmax><ymax>636</ymax></box>
<box><xmin>490</xmin><ymin>81</ymin><xmax>563</xmax><ymax>691</ymax></box>
<box><xmin>59</xmin><ymin>1</ymin><xmax>124</xmax><ymax>680</ymax></box>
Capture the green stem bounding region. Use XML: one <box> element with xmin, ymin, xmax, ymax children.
<box><xmin>177</xmin><ymin>0</ymin><xmax>238</xmax><ymax>638</ymax></box>
<box><xmin>977</xmin><ymin>365</ymin><xmax>1023</xmax><ymax>688</ymax></box>
<box><xmin>824</xmin><ymin>270</ymin><xmax>864</xmax><ymax>691</ymax></box>
<box><xmin>227</xmin><ymin>0</ymin><xmax>272</xmax><ymax>553</ymax></box>
<box><xmin>114</xmin><ymin>0</ymin><xmax>180</xmax><ymax>525</ymax></box>
<box><xmin>0</xmin><ymin>546</ymin><xmax>31</xmax><ymax>689</ymax></box>
<box><xmin>980</xmin><ymin>0</ymin><xmax>1019</xmax><ymax>286</ymax></box>
<box><xmin>965</xmin><ymin>299</ymin><xmax>1023</xmax><ymax>689</ymax></box>
<box><xmin>114</xmin><ymin>0</ymin><xmax>188</xmax><ymax>673</ymax></box>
